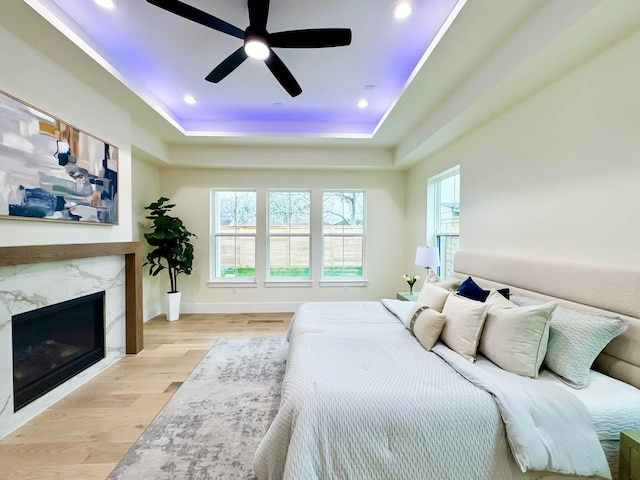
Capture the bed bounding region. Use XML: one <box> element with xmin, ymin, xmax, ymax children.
<box><xmin>253</xmin><ymin>251</ymin><xmax>640</xmax><ymax>480</ymax></box>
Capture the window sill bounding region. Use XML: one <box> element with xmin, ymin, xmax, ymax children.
<box><xmin>319</xmin><ymin>279</ymin><xmax>368</xmax><ymax>287</ymax></box>
<box><xmin>264</xmin><ymin>280</ymin><xmax>313</xmax><ymax>288</ymax></box>
<box><xmin>208</xmin><ymin>280</ymin><xmax>258</xmax><ymax>288</ymax></box>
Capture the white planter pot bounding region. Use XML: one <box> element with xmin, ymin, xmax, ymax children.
<box><xmin>166</xmin><ymin>291</ymin><xmax>182</xmax><ymax>321</ymax></box>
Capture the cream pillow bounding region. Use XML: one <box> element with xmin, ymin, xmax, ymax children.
<box><xmin>422</xmin><ymin>271</ymin><xmax>462</xmax><ymax>291</ymax></box>
<box><xmin>480</xmin><ymin>291</ymin><xmax>557</xmax><ymax>378</ymax></box>
<box><xmin>408</xmin><ymin>305</ymin><xmax>446</xmax><ymax>351</ymax></box>
<box><xmin>405</xmin><ymin>301</ymin><xmax>427</xmax><ymax>329</ymax></box>
<box><xmin>485</xmin><ymin>288</ymin><xmax>517</xmax><ymax>309</ymax></box>
<box><xmin>418</xmin><ymin>283</ymin><xmax>450</xmax><ymax>313</ymax></box>
<box><xmin>440</xmin><ymin>293</ymin><xmax>490</xmax><ymax>362</ymax></box>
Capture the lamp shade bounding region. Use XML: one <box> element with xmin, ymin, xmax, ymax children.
<box><xmin>415</xmin><ymin>246</ymin><xmax>440</xmax><ymax>268</ymax></box>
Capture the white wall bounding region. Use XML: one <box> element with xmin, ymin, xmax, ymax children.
<box><xmin>0</xmin><ymin>26</ymin><xmax>132</xmax><ymax>246</ymax></box>
<box><xmin>406</xmin><ymin>27</ymin><xmax>640</xmax><ymax>268</ymax></box>
<box><xmin>159</xmin><ymin>166</ymin><xmax>406</xmax><ymax>312</ymax></box>
<box><xmin>131</xmin><ymin>157</ymin><xmax>163</xmax><ymax>321</ymax></box>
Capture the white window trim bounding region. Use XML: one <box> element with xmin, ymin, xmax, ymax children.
<box><xmin>207</xmin><ymin>279</ymin><xmax>258</xmax><ymax>288</ymax></box>
<box><xmin>427</xmin><ymin>165</ymin><xmax>460</xmax><ymax>277</ymax></box>
<box><xmin>321</xmin><ymin>189</ymin><xmax>367</xmax><ymax>281</ymax></box>
<box><xmin>210</xmin><ymin>189</ymin><xmax>257</xmax><ymax>282</ymax></box>
<box><xmin>267</xmin><ymin>189</ymin><xmax>312</xmax><ymax>281</ymax></box>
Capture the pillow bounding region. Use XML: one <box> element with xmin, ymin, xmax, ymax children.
<box><xmin>480</xmin><ymin>291</ymin><xmax>557</xmax><ymax>378</ymax></box>
<box><xmin>457</xmin><ymin>276</ymin><xmax>509</xmax><ymax>302</ymax></box>
<box><xmin>423</xmin><ymin>271</ymin><xmax>462</xmax><ymax>291</ymax></box>
<box><xmin>417</xmin><ymin>283</ymin><xmax>450</xmax><ymax>313</ymax></box>
<box><xmin>485</xmin><ymin>288</ymin><xmax>517</xmax><ymax>309</ymax></box>
<box><xmin>407</xmin><ymin>304</ymin><xmax>446</xmax><ymax>351</ymax></box>
<box><xmin>440</xmin><ymin>293</ymin><xmax>490</xmax><ymax>362</ymax></box>
<box><xmin>510</xmin><ymin>295</ymin><xmax>629</xmax><ymax>388</ymax></box>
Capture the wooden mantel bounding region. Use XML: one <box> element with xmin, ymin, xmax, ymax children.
<box><xmin>0</xmin><ymin>242</ymin><xmax>143</xmax><ymax>354</ymax></box>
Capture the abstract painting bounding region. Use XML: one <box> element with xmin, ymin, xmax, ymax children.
<box><xmin>0</xmin><ymin>90</ymin><xmax>118</xmax><ymax>224</ymax></box>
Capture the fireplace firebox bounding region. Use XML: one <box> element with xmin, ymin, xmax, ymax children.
<box><xmin>12</xmin><ymin>291</ymin><xmax>105</xmax><ymax>411</ymax></box>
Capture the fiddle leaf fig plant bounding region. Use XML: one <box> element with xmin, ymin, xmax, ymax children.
<box><xmin>143</xmin><ymin>197</ymin><xmax>196</xmax><ymax>293</ymax></box>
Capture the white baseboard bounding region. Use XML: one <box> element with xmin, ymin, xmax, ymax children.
<box><xmin>182</xmin><ymin>302</ymin><xmax>300</xmax><ymax>314</ymax></box>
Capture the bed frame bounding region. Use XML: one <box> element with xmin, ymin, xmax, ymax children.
<box><xmin>453</xmin><ymin>250</ymin><xmax>640</xmax><ymax>389</ymax></box>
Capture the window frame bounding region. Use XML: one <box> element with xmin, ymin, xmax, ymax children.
<box><xmin>427</xmin><ymin>166</ymin><xmax>460</xmax><ymax>278</ymax></box>
<box><xmin>209</xmin><ymin>189</ymin><xmax>258</xmax><ymax>285</ymax></box>
<box><xmin>266</xmin><ymin>189</ymin><xmax>312</xmax><ymax>283</ymax></box>
<box><xmin>320</xmin><ymin>189</ymin><xmax>367</xmax><ymax>283</ymax></box>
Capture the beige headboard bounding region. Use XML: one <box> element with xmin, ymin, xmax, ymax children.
<box><xmin>453</xmin><ymin>250</ymin><xmax>640</xmax><ymax>389</ymax></box>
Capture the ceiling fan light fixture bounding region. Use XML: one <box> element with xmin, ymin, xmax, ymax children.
<box><xmin>244</xmin><ymin>39</ymin><xmax>270</xmax><ymax>61</ymax></box>
<box><xmin>393</xmin><ymin>2</ymin><xmax>413</xmax><ymax>19</ymax></box>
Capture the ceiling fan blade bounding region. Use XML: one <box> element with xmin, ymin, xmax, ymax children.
<box><xmin>205</xmin><ymin>47</ymin><xmax>248</xmax><ymax>83</ymax></box>
<box><xmin>147</xmin><ymin>0</ymin><xmax>244</xmax><ymax>39</ymax></box>
<box><xmin>265</xmin><ymin>51</ymin><xmax>302</xmax><ymax>97</ymax></box>
<box><xmin>268</xmin><ymin>29</ymin><xmax>352</xmax><ymax>48</ymax></box>
<box><xmin>248</xmin><ymin>0</ymin><xmax>270</xmax><ymax>31</ymax></box>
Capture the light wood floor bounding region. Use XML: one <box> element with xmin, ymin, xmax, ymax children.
<box><xmin>0</xmin><ymin>312</ymin><xmax>292</xmax><ymax>480</ymax></box>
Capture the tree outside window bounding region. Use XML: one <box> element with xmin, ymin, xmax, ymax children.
<box><xmin>268</xmin><ymin>191</ymin><xmax>311</xmax><ymax>278</ymax></box>
<box><xmin>212</xmin><ymin>190</ymin><xmax>256</xmax><ymax>278</ymax></box>
<box><xmin>323</xmin><ymin>191</ymin><xmax>365</xmax><ymax>278</ymax></box>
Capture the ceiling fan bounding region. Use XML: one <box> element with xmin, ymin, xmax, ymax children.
<box><xmin>147</xmin><ymin>0</ymin><xmax>352</xmax><ymax>97</ymax></box>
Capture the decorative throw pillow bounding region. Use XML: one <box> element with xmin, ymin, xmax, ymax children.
<box><xmin>510</xmin><ymin>295</ymin><xmax>629</xmax><ymax>388</ymax></box>
<box><xmin>423</xmin><ymin>271</ymin><xmax>462</xmax><ymax>291</ymax></box>
<box><xmin>405</xmin><ymin>301</ymin><xmax>427</xmax><ymax>329</ymax></box>
<box><xmin>485</xmin><ymin>288</ymin><xmax>517</xmax><ymax>309</ymax></box>
<box><xmin>407</xmin><ymin>305</ymin><xmax>447</xmax><ymax>351</ymax></box>
<box><xmin>440</xmin><ymin>293</ymin><xmax>490</xmax><ymax>362</ymax></box>
<box><xmin>426</xmin><ymin>270</ymin><xmax>442</xmax><ymax>283</ymax></box>
<box><xmin>457</xmin><ymin>276</ymin><xmax>509</xmax><ymax>302</ymax></box>
<box><xmin>418</xmin><ymin>283</ymin><xmax>450</xmax><ymax>313</ymax></box>
<box><xmin>480</xmin><ymin>291</ymin><xmax>557</xmax><ymax>378</ymax></box>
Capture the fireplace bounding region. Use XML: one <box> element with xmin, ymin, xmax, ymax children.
<box><xmin>12</xmin><ymin>291</ymin><xmax>106</xmax><ymax>411</ymax></box>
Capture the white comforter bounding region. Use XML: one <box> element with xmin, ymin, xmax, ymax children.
<box><xmin>253</xmin><ymin>301</ymin><xmax>610</xmax><ymax>480</ymax></box>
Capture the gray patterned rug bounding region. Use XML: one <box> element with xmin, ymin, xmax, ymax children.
<box><xmin>108</xmin><ymin>337</ymin><xmax>288</xmax><ymax>480</ymax></box>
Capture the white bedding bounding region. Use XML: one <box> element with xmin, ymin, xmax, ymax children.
<box><xmin>253</xmin><ymin>300</ymin><xmax>638</xmax><ymax>479</ymax></box>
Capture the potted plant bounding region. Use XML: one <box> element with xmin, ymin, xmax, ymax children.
<box><xmin>143</xmin><ymin>197</ymin><xmax>196</xmax><ymax>321</ymax></box>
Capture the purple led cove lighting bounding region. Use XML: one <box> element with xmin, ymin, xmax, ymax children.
<box><xmin>42</xmin><ymin>0</ymin><xmax>462</xmax><ymax>137</ymax></box>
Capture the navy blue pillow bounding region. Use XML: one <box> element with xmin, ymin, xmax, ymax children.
<box><xmin>457</xmin><ymin>276</ymin><xmax>509</xmax><ymax>302</ymax></box>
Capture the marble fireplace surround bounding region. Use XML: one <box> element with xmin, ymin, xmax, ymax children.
<box><xmin>0</xmin><ymin>242</ymin><xmax>143</xmax><ymax>354</ymax></box>
<box><xmin>0</xmin><ymin>242</ymin><xmax>143</xmax><ymax>438</ymax></box>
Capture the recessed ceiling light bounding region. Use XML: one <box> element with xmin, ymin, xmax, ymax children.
<box><xmin>357</xmin><ymin>99</ymin><xmax>369</xmax><ymax>109</ymax></box>
<box><xmin>94</xmin><ymin>0</ymin><xmax>116</xmax><ymax>10</ymax></box>
<box><xmin>183</xmin><ymin>95</ymin><xmax>197</xmax><ymax>105</ymax></box>
<box><xmin>393</xmin><ymin>2</ymin><xmax>413</xmax><ymax>19</ymax></box>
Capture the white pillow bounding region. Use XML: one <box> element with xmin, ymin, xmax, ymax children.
<box><xmin>408</xmin><ymin>305</ymin><xmax>446</xmax><ymax>351</ymax></box>
<box><xmin>485</xmin><ymin>288</ymin><xmax>517</xmax><ymax>309</ymax></box>
<box><xmin>423</xmin><ymin>271</ymin><xmax>462</xmax><ymax>291</ymax></box>
<box><xmin>440</xmin><ymin>293</ymin><xmax>490</xmax><ymax>362</ymax></box>
<box><xmin>510</xmin><ymin>295</ymin><xmax>629</xmax><ymax>388</ymax></box>
<box><xmin>418</xmin><ymin>283</ymin><xmax>450</xmax><ymax>313</ymax></box>
<box><xmin>480</xmin><ymin>291</ymin><xmax>557</xmax><ymax>378</ymax></box>
<box><xmin>405</xmin><ymin>301</ymin><xmax>426</xmax><ymax>329</ymax></box>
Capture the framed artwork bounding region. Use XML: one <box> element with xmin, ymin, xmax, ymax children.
<box><xmin>0</xmin><ymin>90</ymin><xmax>118</xmax><ymax>225</ymax></box>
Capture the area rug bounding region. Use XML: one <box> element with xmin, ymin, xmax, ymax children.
<box><xmin>108</xmin><ymin>337</ymin><xmax>288</xmax><ymax>480</ymax></box>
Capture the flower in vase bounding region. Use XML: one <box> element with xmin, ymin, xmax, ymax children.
<box><xmin>402</xmin><ymin>274</ymin><xmax>420</xmax><ymax>294</ymax></box>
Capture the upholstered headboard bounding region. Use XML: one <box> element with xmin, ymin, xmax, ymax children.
<box><xmin>453</xmin><ymin>250</ymin><xmax>640</xmax><ymax>389</ymax></box>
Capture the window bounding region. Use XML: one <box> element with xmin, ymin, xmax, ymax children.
<box><xmin>428</xmin><ymin>167</ymin><xmax>460</xmax><ymax>279</ymax></box>
<box><xmin>322</xmin><ymin>191</ymin><xmax>365</xmax><ymax>278</ymax></box>
<box><xmin>268</xmin><ymin>191</ymin><xmax>311</xmax><ymax>279</ymax></box>
<box><xmin>212</xmin><ymin>190</ymin><xmax>256</xmax><ymax>279</ymax></box>
<box><xmin>211</xmin><ymin>188</ymin><xmax>367</xmax><ymax>285</ymax></box>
